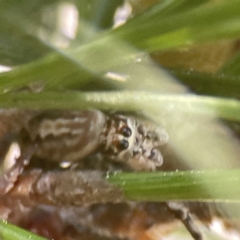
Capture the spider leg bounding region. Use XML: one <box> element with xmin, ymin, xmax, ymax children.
<box><xmin>0</xmin><ymin>145</ymin><xmax>35</xmax><ymax>194</ymax></box>
<box><xmin>166</xmin><ymin>201</ymin><xmax>203</xmax><ymax>240</ymax></box>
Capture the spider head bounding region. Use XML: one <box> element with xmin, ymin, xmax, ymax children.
<box><xmin>103</xmin><ymin>114</ymin><xmax>168</xmax><ymax>171</ymax></box>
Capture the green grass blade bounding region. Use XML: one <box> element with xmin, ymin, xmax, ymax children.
<box><xmin>171</xmin><ymin>69</ymin><xmax>240</xmax><ymax>98</ymax></box>
<box><xmin>1</xmin><ymin>91</ymin><xmax>237</xmax><ymax>173</ymax></box>
<box><xmin>114</xmin><ymin>0</ymin><xmax>240</xmax><ymax>51</ymax></box>
<box><xmin>0</xmin><ymin>220</ymin><xmax>46</xmax><ymax>240</ymax></box>
<box><xmin>0</xmin><ymin>91</ymin><xmax>239</xmax><ymax>121</ymax></box>
<box><xmin>2</xmin><ymin>0</ymin><xmax>240</xmax><ymax>94</ymax></box>
<box><xmin>0</xmin><ymin>42</ymin><xmax>185</xmax><ymax>93</ymax></box>
<box><xmin>123</xmin><ymin>0</ymin><xmax>209</xmax><ymax>26</ymax></box>
<box><xmin>0</xmin><ymin>54</ymin><xmax>103</xmax><ymax>92</ymax></box>
<box><xmin>107</xmin><ymin>169</ymin><xmax>240</xmax><ymax>201</ymax></box>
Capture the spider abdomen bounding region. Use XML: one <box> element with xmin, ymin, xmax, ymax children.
<box><xmin>22</xmin><ymin>110</ymin><xmax>106</xmax><ymax>162</ymax></box>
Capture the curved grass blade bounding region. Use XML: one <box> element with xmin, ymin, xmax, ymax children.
<box><xmin>107</xmin><ymin>169</ymin><xmax>240</xmax><ymax>202</ymax></box>
<box><xmin>0</xmin><ymin>53</ymin><xmax>103</xmax><ymax>92</ymax></box>
<box><xmin>0</xmin><ymin>40</ymin><xmax>185</xmax><ymax>94</ymax></box>
<box><xmin>0</xmin><ymin>18</ymin><xmax>184</xmax><ymax>93</ymax></box>
<box><xmin>2</xmin><ymin>0</ymin><xmax>240</xmax><ymax>95</ymax></box>
<box><xmin>114</xmin><ymin>0</ymin><xmax>240</xmax><ymax>51</ymax></box>
<box><xmin>122</xmin><ymin>0</ymin><xmax>209</xmax><ymax>27</ymax></box>
<box><xmin>0</xmin><ymin>220</ymin><xmax>46</xmax><ymax>240</ymax></box>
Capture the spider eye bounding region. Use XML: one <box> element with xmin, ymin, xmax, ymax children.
<box><xmin>118</xmin><ymin>139</ymin><xmax>129</xmax><ymax>151</ymax></box>
<box><xmin>121</xmin><ymin>126</ymin><xmax>132</xmax><ymax>137</ymax></box>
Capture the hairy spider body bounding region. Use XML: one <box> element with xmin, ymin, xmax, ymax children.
<box><xmin>19</xmin><ymin>110</ymin><xmax>168</xmax><ymax>171</ymax></box>
<box><xmin>21</xmin><ymin>110</ymin><xmax>107</xmax><ymax>163</ymax></box>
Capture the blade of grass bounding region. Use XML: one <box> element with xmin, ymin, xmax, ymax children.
<box><xmin>0</xmin><ymin>91</ymin><xmax>239</xmax><ymax>121</ymax></box>
<box><xmin>0</xmin><ymin>220</ymin><xmax>46</xmax><ymax>240</ymax></box>
<box><xmin>1</xmin><ymin>90</ymin><xmax>239</xmax><ymax>170</ymax></box>
<box><xmin>0</xmin><ymin>53</ymin><xmax>103</xmax><ymax>92</ymax></box>
<box><xmin>0</xmin><ymin>15</ymin><xmax>184</xmax><ymax>93</ymax></box>
<box><xmin>107</xmin><ymin>169</ymin><xmax>240</xmax><ymax>201</ymax></box>
<box><xmin>32</xmin><ymin>0</ymin><xmax>240</xmax><ymax>80</ymax></box>
<box><xmin>64</xmin><ymin>0</ymin><xmax>240</xmax><ymax>76</ymax></box>
<box><xmin>124</xmin><ymin>0</ymin><xmax>210</xmax><ymax>27</ymax></box>
<box><xmin>170</xmin><ymin>69</ymin><xmax>240</xmax><ymax>98</ymax></box>
<box><xmin>113</xmin><ymin>0</ymin><xmax>240</xmax><ymax>51</ymax></box>
<box><xmin>2</xmin><ymin>0</ymin><xmax>240</xmax><ymax>94</ymax></box>
<box><xmin>1</xmin><ymin>90</ymin><xmax>239</xmax><ymax>172</ymax></box>
<box><xmin>0</xmin><ymin>22</ymin><xmax>188</xmax><ymax>93</ymax></box>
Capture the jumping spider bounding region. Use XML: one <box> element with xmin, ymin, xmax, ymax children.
<box><xmin>0</xmin><ymin>110</ymin><xmax>203</xmax><ymax>240</ymax></box>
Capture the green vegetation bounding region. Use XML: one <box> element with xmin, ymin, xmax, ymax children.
<box><xmin>1</xmin><ymin>0</ymin><xmax>240</xmax><ymax>239</ymax></box>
